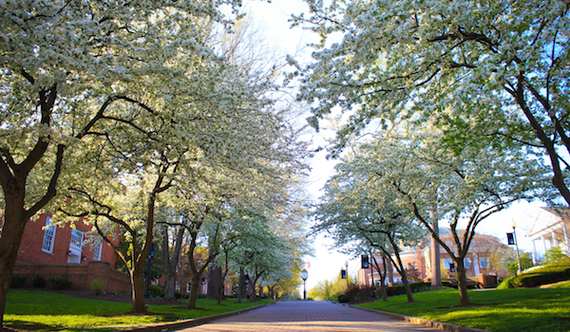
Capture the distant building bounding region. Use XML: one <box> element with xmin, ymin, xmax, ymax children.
<box><xmin>527</xmin><ymin>207</ymin><xmax>570</xmax><ymax>263</ymax></box>
<box><xmin>358</xmin><ymin>231</ymin><xmax>508</xmax><ymax>288</ymax></box>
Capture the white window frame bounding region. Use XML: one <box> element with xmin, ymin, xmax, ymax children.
<box><xmin>464</xmin><ymin>258</ymin><xmax>471</xmax><ymax>269</ymax></box>
<box><xmin>68</xmin><ymin>229</ymin><xmax>84</xmax><ymax>259</ymax></box>
<box><xmin>479</xmin><ymin>257</ymin><xmax>489</xmax><ymax>268</ymax></box>
<box><xmin>93</xmin><ymin>242</ymin><xmax>103</xmax><ymax>261</ymax></box>
<box><xmin>41</xmin><ymin>217</ymin><xmax>56</xmax><ymax>253</ymax></box>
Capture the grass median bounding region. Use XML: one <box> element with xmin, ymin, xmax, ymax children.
<box><xmin>4</xmin><ymin>289</ymin><xmax>274</xmax><ymax>332</ymax></box>
<box><xmin>355</xmin><ymin>287</ymin><xmax>570</xmax><ymax>332</ymax></box>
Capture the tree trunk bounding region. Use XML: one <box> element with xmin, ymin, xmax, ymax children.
<box><xmin>455</xmin><ymin>260</ymin><xmax>471</xmax><ymax>306</ymax></box>
<box><xmin>0</xmin><ymin>197</ymin><xmax>27</xmax><ymax>328</ymax></box>
<box><xmin>186</xmin><ymin>275</ymin><xmax>201</xmax><ymax>309</ymax></box>
<box><xmin>207</xmin><ymin>264</ymin><xmax>222</xmax><ymax>300</ymax></box>
<box><xmin>237</xmin><ymin>269</ymin><xmax>244</xmax><ymax>303</ymax></box>
<box><xmin>130</xmin><ymin>268</ymin><xmax>147</xmax><ymax>313</ymax></box>
<box><xmin>163</xmin><ymin>227</ymin><xmax>184</xmax><ymax>301</ymax></box>
<box><xmin>391</xmin><ymin>243</ymin><xmax>414</xmax><ymax>303</ymax></box>
<box><xmin>374</xmin><ymin>255</ymin><xmax>388</xmax><ymax>302</ymax></box>
<box><xmin>249</xmin><ymin>278</ymin><xmax>258</xmax><ymax>302</ymax></box>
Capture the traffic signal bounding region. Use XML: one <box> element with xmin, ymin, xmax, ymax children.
<box><xmin>341</xmin><ymin>269</ymin><xmax>346</xmax><ymax>279</ymax></box>
<box><xmin>449</xmin><ymin>263</ymin><xmax>456</xmax><ymax>272</ymax></box>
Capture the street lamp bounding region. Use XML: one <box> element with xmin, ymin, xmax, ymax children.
<box><xmin>301</xmin><ymin>269</ymin><xmax>308</xmax><ymax>300</ymax></box>
<box><xmin>512</xmin><ymin>220</ymin><xmax>523</xmax><ymax>275</ymax></box>
<box><xmin>345</xmin><ymin>260</ymin><xmax>349</xmax><ymax>290</ymax></box>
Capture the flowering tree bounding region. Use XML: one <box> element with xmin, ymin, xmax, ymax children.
<box><xmin>293</xmin><ymin>0</ymin><xmax>570</xmax><ymax>204</ymax></box>
<box><xmin>343</xmin><ymin>126</ymin><xmax>546</xmax><ymax>305</ymax></box>
<box><xmin>314</xmin><ymin>151</ymin><xmax>426</xmax><ymax>303</ymax></box>
<box><xmin>0</xmin><ymin>0</ymin><xmax>256</xmax><ymax>323</ymax></box>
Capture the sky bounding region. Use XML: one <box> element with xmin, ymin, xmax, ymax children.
<box><xmin>243</xmin><ymin>0</ymin><xmax>548</xmax><ymax>291</ymax></box>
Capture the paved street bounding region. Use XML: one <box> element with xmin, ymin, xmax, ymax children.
<box><xmin>176</xmin><ymin>301</ymin><xmax>440</xmax><ymax>331</ymax></box>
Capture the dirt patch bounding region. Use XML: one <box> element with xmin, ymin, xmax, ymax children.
<box><xmin>437</xmin><ymin>303</ymin><xmax>497</xmax><ymax>309</ymax></box>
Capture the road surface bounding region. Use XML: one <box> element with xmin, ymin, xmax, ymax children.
<box><xmin>176</xmin><ymin>300</ymin><xmax>440</xmax><ymax>331</ymax></box>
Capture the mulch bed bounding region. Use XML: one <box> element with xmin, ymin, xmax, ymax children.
<box><xmin>28</xmin><ymin>288</ymin><xmax>184</xmax><ymax>306</ymax></box>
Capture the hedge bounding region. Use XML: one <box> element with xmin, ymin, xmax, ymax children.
<box><xmin>501</xmin><ymin>258</ymin><xmax>570</xmax><ymax>288</ymax></box>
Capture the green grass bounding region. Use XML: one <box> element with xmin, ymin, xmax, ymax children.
<box><xmin>548</xmin><ymin>280</ymin><xmax>570</xmax><ymax>289</ymax></box>
<box><xmin>356</xmin><ymin>288</ymin><xmax>570</xmax><ymax>332</ymax></box>
<box><xmin>4</xmin><ymin>290</ymin><xmax>274</xmax><ymax>332</ymax></box>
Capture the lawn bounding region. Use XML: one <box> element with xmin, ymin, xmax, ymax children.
<box><xmin>356</xmin><ymin>287</ymin><xmax>570</xmax><ymax>332</ymax></box>
<box><xmin>4</xmin><ymin>290</ymin><xmax>274</xmax><ymax>332</ymax></box>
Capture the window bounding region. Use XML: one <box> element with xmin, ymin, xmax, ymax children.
<box><xmin>41</xmin><ymin>217</ymin><xmax>56</xmax><ymax>253</ymax></box>
<box><xmin>70</xmin><ymin>229</ymin><xmax>83</xmax><ymax>249</ymax></box>
<box><xmin>479</xmin><ymin>257</ymin><xmax>489</xmax><ymax>268</ymax></box>
<box><xmin>68</xmin><ymin>229</ymin><xmax>84</xmax><ymax>264</ymax></box>
<box><xmin>442</xmin><ymin>258</ymin><xmax>453</xmax><ymax>269</ymax></box>
<box><xmin>186</xmin><ymin>283</ymin><xmax>191</xmax><ymax>293</ymax></box>
<box><xmin>464</xmin><ymin>258</ymin><xmax>471</xmax><ymax>269</ymax></box>
<box><xmin>93</xmin><ymin>242</ymin><xmax>102</xmax><ymax>261</ymax></box>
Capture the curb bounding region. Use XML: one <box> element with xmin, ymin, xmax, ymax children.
<box><xmin>109</xmin><ymin>302</ymin><xmax>275</xmax><ymax>332</ymax></box>
<box><xmin>347</xmin><ymin>304</ymin><xmax>492</xmax><ymax>332</ymax></box>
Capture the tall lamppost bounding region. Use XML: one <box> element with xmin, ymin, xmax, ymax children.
<box><xmin>512</xmin><ymin>221</ymin><xmax>523</xmax><ymax>275</ymax></box>
<box><xmin>301</xmin><ymin>269</ymin><xmax>308</xmax><ymax>300</ymax></box>
<box><xmin>344</xmin><ymin>260</ymin><xmax>349</xmax><ymax>290</ymax></box>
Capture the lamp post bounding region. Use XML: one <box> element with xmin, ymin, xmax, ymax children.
<box><xmin>345</xmin><ymin>260</ymin><xmax>349</xmax><ymax>290</ymax></box>
<box><xmin>301</xmin><ymin>269</ymin><xmax>308</xmax><ymax>300</ymax></box>
<box><xmin>512</xmin><ymin>220</ymin><xmax>523</xmax><ymax>275</ymax></box>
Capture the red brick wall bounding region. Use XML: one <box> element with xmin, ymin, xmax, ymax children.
<box><xmin>12</xmin><ymin>261</ymin><xmax>131</xmax><ymax>293</ymax></box>
<box><xmin>13</xmin><ymin>213</ymin><xmax>120</xmax><ymax>268</ymax></box>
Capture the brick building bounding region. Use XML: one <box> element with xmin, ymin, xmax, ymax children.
<box><xmin>5</xmin><ymin>213</ymin><xmax>130</xmax><ymax>293</ymax></box>
<box><xmin>358</xmin><ymin>230</ymin><xmax>508</xmax><ymax>288</ymax></box>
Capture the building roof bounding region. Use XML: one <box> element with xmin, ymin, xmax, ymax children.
<box><xmin>527</xmin><ymin>207</ymin><xmax>570</xmax><ymax>238</ymax></box>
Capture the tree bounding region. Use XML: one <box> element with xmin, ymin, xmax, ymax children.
<box><xmin>352</xmin><ymin>127</ymin><xmax>546</xmax><ymax>305</ymax></box>
<box><xmin>313</xmin><ymin>151</ymin><xmax>426</xmax><ymax>303</ymax></box>
<box><xmin>293</xmin><ymin>0</ymin><xmax>570</xmax><ymax>205</ymax></box>
<box><xmin>507</xmin><ymin>253</ymin><xmax>535</xmax><ymax>275</ymax></box>
<box><xmin>307</xmin><ymin>272</ymin><xmax>355</xmax><ymax>301</ymax></box>
<box><xmin>0</xmin><ymin>0</ymin><xmax>249</xmax><ymax>323</ymax></box>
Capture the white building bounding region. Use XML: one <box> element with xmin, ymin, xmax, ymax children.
<box><xmin>526</xmin><ymin>207</ymin><xmax>570</xmax><ymax>263</ymax></box>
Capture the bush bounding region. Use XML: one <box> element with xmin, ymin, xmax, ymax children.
<box><xmin>497</xmin><ymin>276</ymin><xmax>515</xmax><ymax>289</ymax></box>
<box><xmin>32</xmin><ymin>275</ymin><xmax>47</xmax><ymax>288</ymax></box>
<box><xmin>507</xmin><ymin>258</ymin><xmax>570</xmax><ymax>288</ymax></box>
<box><xmin>90</xmin><ymin>279</ymin><xmax>106</xmax><ymax>296</ymax></box>
<box><xmin>10</xmin><ymin>275</ymin><xmax>27</xmax><ymax>288</ymax></box>
<box><xmin>174</xmin><ymin>292</ymin><xmax>182</xmax><ymax>299</ymax></box>
<box><xmin>148</xmin><ymin>284</ymin><xmax>164</xmax><ymax>298</ymax></box>
<box><xmin>337</xmin><ymin>294</ymin><xmax>350</xmax><ymax>303</ymax></box>
<box><xmin>385</xmin><ymin>281</ymin><xmax>432</xmax><ymax>296</ymax></box>
<box><xmin>49</xmin><ymin>276</ymin><xmax>72</xmax><ymax>290</ymax></box>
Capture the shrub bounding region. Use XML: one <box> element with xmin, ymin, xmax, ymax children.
<box><xmin>337</xmin><ymin>294</ymin><xmax>349</xmax><ymax>303</ymax></box>
<box><xmin>10</xmin><ymin>275</ymin><xmax>27</xmax><ymax>288</ymax></box>
<box><xmin>508</xmin><ymin>258</ymin><xmax>570</xmax><ymax>288</ymax></box>
<box><xmin>90</xmin><ymin>279</ymin><xmax>106</xmax><ymax>296</ymax></box>
<box><xmin>497</xmin><ymin>276</ymin><xmax>515</xmax><ymax>289</ymax></box>
<box><xmin>385</xmin><ymin>281</ymin><xmax>432</xmax><ymax>296</ymax></box>
<box><xmin>32</xmin><ymin>275</ymin><xmax>47</xmax><ymax>288</ymax></box>
<box><xmin>175</xmin><ymin>292</ymin><xmax>182</xmax><ymax>299</ymax></box>
<box><xmin>49</xmin><ymin>276</ymin><xmax>72</xmax><ymax>290</ymax></box>
<box><xmin>148</xmin><ymin>284</ymin><xmax>164</xmax><ymax>298</ymax></box>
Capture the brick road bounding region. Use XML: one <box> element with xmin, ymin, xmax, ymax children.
<box><xmin>175</xmin><ymin>301</ymin><xmax>441</xmax><ymax>331</ymax></box>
